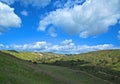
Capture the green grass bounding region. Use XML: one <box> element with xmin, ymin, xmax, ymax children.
<box><xmin>37</xmin><ymin>64</ymin><xmax>113</xmax><ymax>84</ymax></box>
<box><xmin>0</xmin><ymin>51</ymin><xmax>113</xmax><ymax>84</ymax></box>
<box><xmin>1</xmin><ymin>50</ymin><xmax>64</xmax><ymax>62</ymax></box>
<box><xmin>46</xmin><ymin>49</ymin><xmax>120</xmax><ymax>84</ymax></box>
<box><xmin>0</xmin><ymin>51</ymin><xmax>63</xmax><ymax>84</ymax></box>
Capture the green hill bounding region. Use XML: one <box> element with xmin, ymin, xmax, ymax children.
<box><xmin>42</xmin><ymin>49</ymin><xmax>120</xmax><ymax>84</ymax></box>
<box><xmin>1</xmin><ymin>50</ymin><xmax>65</xmax><ymax>63</ymax></box>
<box><xmin>1</xmin><ymin>49</ymin><xmax>120</xmax><ymax>84</ymax></box>
<box><xmin>0</xmin><ymin>51</ymin><xmax>113</xmax><ymax>84</ymax></box>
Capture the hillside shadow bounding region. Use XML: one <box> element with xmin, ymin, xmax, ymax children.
<box><xmin>43</xmin><ymin>60</ymin><xmax>120</xmax><ymax>84</ymax></box>
<box><xmin>78</xmin><ymin>65</ymin><xmax>120</xmax><ymax>84</ymax></box>
<box><xmin>7</xmin><ymin>50</ymin><xmax>19</xmax><ymax>53</ymax></box>
<box><xmin>50</xmin><ymin>60</ymin><xmax>90</xmax><ymax>68</ymax></box>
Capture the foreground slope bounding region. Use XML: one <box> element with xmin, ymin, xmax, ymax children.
<box><xmin>0</xmin><ymin>51</ymin><xmax>62</xmax><ymax>84</ymax></box>
<box><xmin>0</xmin><ymin>51</ymin><xmax>113</xmax><ymax>84</ymax></box>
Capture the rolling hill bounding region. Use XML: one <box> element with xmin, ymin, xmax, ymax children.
<box><xmin>0</xmin><ymin>50</ymin><xmax>120</xmax><ymax>84</ymax></box>
<box><xmin>0</xmin><ymin>51</ymin><xmax>113</xmax><ymax>84</ymax></box>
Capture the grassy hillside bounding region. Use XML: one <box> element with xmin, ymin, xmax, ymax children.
<box><xmin>0</xmin><ymin>51</ymin><xmax>63</xmax><ymax>84</ymax></box>
<box><xmin>1</xmin><ymin>49</ymin><xmax>120</xmax><ymax>84</ymax></box>
<box><xmin>54</xmin><ymin>50</ymin><xmax>120</xmax><ymax>71</ymax></box>
<box><xmin>1</xmin><ymin>50</ymin><xmax>65</xmax><ymax>62</ymax></box>
<box><xmin>0</xmin><ymin>51</ymin><xmax>113</xmax><ymax>84</ymax></box>
<box><xmin>44</xmin><ymin>50</ymin><xmax>120</xmax><ymax>84</ymax></box>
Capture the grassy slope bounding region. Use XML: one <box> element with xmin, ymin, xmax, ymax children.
<box><xmin>46</xmin><ymin>50</ymin><xmax>120</xmax><ymax>84</ymax></box>
<box><xmin>0</xmin><ymin>51</ymin><xmax>113</xmax><ymax>84</ymax></box>
<box><xmin>1</xmin><ymin>50</ymin><xmax>64</xmax><ymax>63</ymax></box>
<box><xmin>64</xmin><ymin>49</ymin><xmax>120</xmax><ymax>79</ymax></box>
<box><xmin>61</xmin><ymin>50</ymin><xmax>120</xmax><ymax>70</ymax></box>
<box><xmin>0</xmin><ymin>51</ymin><xmax>62</xmax><ymax>84</ymax></box>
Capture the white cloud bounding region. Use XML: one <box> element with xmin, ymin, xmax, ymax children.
<box><xmin>118</xmin><ymin>30</ymin><xmax>120</xmax><ymax>39</ymax></box>
<box><xmin>0</xmin><ymin>0</ymin><xmax>51</xmax><ymax>7</ymax></box>
<box><xmin>48</xmin><ymin>40</ymin><xmax>114</xmax><ymax>54</ymax></box>
<box><xmin>1</xmin><ymin>39</ymin><xmax>117</xmax><ymax>54</ymax></box>
<box><xmin>61</xmin><ymin>39</ymin><xmax>74</xmax><ymax>45</ymax></box>
<box><xmin>53</xmin><ymin>0</ymin><xmax>64</xmax><ymax>8</ymax></box>
<box><xmin>64</xmin><ymin>0</ymin><xmax>84</xmax><ymax>8</ymax></box>
<box><xmin>0</xmin><ymin>2</ymin><xmax>21</xmax><ymax>34</ymax></box>
<box><xmin>0</xmin><ymin>43</ymin><xmax>9</xmax><ymax>49</ymax></box>
<box><xmin>53</xmin><ymin>0</ymin><xmax>84</xmax><ymax>8</ymax></box>
<box><xmin>10</xmin><ymin>41</ymin><xmax>51</xmax><ymax>52</ymax></box>
<box><xmin>38</xmin><ymin>0</ymin><xmax>120</xmax><ymax>38</ymax></box>
<box><xmin>48</xmin><ymin>26</ymin><xmax>57</xmax><ymax>37</ymax></box>
<box><xmin>21</xmin><ymin>0</ymin><xmax>51</xmax><ymax>7</ymax></box>
<box><xmin>20</xmin><ymin>10</ymin><xmax>28</xmax><ymax>16</ymax></box>
<box><xmin>0</xmin><ymin>43</ymin><xmax>4</xmax><ymax>48</ymax></box>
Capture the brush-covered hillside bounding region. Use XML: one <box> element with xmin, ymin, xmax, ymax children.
<box><xmin>0</xmin><ymin>49</ymin><xmax>120</xmax><ymax>84</ymax></box>
<box><xmin>49</xmin><ymin>50</ymin><xmax>120</xmax><ymax>84</ymax></box>
<box><xmin>1</xmin><ymin>50</ymin><xmax>65</xmax><ymax>63</ymax></box>
<box><xmin>0</xmin><ymin>51</ymin><xmax>113</xmax><ymax>84</ymax></box>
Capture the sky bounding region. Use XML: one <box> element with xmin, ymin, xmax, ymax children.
<box><xmin>0</xmin><ymin>0</ymin><xmax>120</xmax><ymax>54</ymax></box>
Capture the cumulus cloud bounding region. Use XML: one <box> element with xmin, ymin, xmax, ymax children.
<box><xmin>48</xmin><ymin>39</ymin><xmax>114</xmax><ymax>54</ymax></box>
<box><xmin>38</xmin><ymin>0</ymin><xmax>120</xmax><ymax>38</ymax></box>
<box><xmin>1</xmin><ymin>39</ymin><xmax>117</xmax><ymax>54</ymax></box>
<box><xmin>0</xmin><ymin>43</ymin><xmax>9</xmax><ymax>49</ymax></box>
<box><xmin>48</xmin><ymin>26</ymin><xmax>57</xmax><ymax>37</ymax></box>
<box><xmin>53</xmin><ymin>0</ymin><xmax>64</xmax><ymax>8</ymax></box>
<box><xmin>118</xmin><ymin>30</ymin><xmax>120</xmax><ymax>39</ymax></box>
<box><xmin>61</xmin><ymin>39</ymin><xmax>74</xmax><ymax>45</ymax></box>
<box><xmin>53</xmin><ymin>0</ymin><xmax>84</xmax><ymax>8</ymax></box>
<box><xmin>0</xmin><ymin>0</ymin><xmax>51</xmax><ymax>7</ymax></box>
<box><xmin>0</xmin><ymin>2</ymin><xmax>21</xmax><ymax>34</ymax></box>
<box><xmin>21</xmin><ymin>0</ymin><xmax>51</xmax><ymax>7</ymax></box>
<box><xmin>10</xmin><ymin>41</ymin><xmax>51</xmax><ymax>52</ymax></box>
<box><xmin>0</xmin><ymin>43</ymin><xmax>4</xmax><ymax>48</ymax></box>
<box><xmin>64</xmin><ymin>0</ymin><xmax>85</xmax><ymax>8</ymax></box>
<box><xmin>20</xmin><ymin>10</ymin><xmax>28</xmax><ymax>16</ymax></box>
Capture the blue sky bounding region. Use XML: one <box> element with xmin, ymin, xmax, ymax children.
<box><xmin>0</xmin><ymin>0</ymin><xmax>120</xmax><ymax>54</ymax></box>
